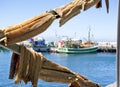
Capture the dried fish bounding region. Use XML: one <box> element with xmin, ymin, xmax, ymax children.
<box><xmin>9</xmin><ymin>53</ymin><xmax>20</xmax><ymax>79</ymax></box>
<box><xmin>95</xmin><ymin>0</ymin><xmax>102</xmax><ymax>8</ymax></box>
<box><xmin>54</xmin><ymin>0</ymin><xmax>82</xmax><ymax>26</ymax></box>
<box><xmin>105</xmin><ymin>0</ymin><xmax>109</xmax><ymax>13</ymax></box>
<box><xmin>3</xmin><ymin>13</ymin><xmax>56</xmax><ymax>45</ymax></box>
<box><xmin>12</xmin><ymin>45</ymin><xmax>101</xmax><ymax>87</ymax></box>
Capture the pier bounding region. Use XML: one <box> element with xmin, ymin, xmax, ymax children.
<box><xmin>97</xmin><ymin>47</ymin><xmax>116</xmax><ymax>53</ymax></box>
<box><xmin>97</xmin><ymin>42</ymin><xmax>116</xmax><ymax>53</ymax></box>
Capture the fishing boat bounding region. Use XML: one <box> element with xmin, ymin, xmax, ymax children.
<box><xmin>57</xmin><ymin>46</ymin><xmax>98</xmax><ymax>54</ymax></box>
<box><xmin>32</xmin><ymin>37</ymin><xmax>50</xmax><ymax>52</ymax></box>
<box><xmin>56</xmin><ymin>40</ymin><xmax>98</xmax><ymax>54</ymax></box>
<box><xmin>54</xmin><ymin>29</ymin><xmax>98</xmax><ymax>54</ymax></box>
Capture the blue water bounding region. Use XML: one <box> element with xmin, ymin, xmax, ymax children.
<box><xmin>0</xmin><ymin>51</ymin><xmax>116</xmax><ymax>87</ymax></box>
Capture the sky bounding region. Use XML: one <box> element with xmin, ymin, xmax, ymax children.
<box><xmin>0</xmin><ymin>0</ymin><xmax>118</xmax><ymax>42</ymax></box>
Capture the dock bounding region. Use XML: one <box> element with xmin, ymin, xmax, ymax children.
<box><xmin>97</xmin><ymin>47</ymin><xmax>116</xmax><ymax>53</ymax></box>
<box><xmin>97</xmin><ymin>42</ymin><xmax>116</xmax><ymax>53</ymax></box>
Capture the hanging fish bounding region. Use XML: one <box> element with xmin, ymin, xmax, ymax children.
<box><xmin>54</xmin><ymin>0</ymin><xmax>81</xmax><ymax>27</ymax></box>
<box><xmin>105</xmin><ymin>0</ymin><xmax>109</xmax><ymax>13</ymax></box>
<box><xmin>9</xmin><ymin>52</ymin><xmax>20</xmax><ymax>79</ymax></box>
<box><xmin>11</xmin><ymin>45</ymin><xmax>101</xmax><ymax>87</ymax></box>
<box><xmin>3</xmin><ymin>12</ymin><xmax>56</xmax><ymax>45</ymax></box>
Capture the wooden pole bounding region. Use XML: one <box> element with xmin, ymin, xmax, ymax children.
<box><xmin>117</xmin><ymin>0</ymin><xmax>120</xmax><ymax>87</ymax></box>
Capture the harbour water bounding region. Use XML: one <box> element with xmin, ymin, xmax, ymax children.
<box><xmin>0</xmin><ymin>51</ymin><xmax>116</xmax><ymax>87</ymax></box>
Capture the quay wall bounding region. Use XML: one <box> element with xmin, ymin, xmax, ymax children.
<box><xmin>97</xmin><ymin>42</ymin><xmax>116</xmax><ymax>53</ymax></box>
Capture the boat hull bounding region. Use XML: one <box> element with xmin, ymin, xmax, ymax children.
<box><xmin>33</xmin><ymin>46</ymin><xmax>50</xmax><ymax>52</ymax></box>
<box><xmin>57</xmin><ymin>46</ymin><xmax>98</xmax><ymax>54</ymax></box>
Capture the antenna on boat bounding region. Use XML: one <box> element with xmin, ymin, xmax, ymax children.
<box><xmin>88</xmin><ymin>26</ymin><xmax>91</xmax><ymax>46</ymax></box>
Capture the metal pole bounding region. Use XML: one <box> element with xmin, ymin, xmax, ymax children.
<box><xmin>117</xmin><ymin>0</ymin><xmax>120</xmax><ymax>87</ymax></box>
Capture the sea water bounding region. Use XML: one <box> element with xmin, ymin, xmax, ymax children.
<box><xmin>0</xmin><ymin>51</ymin><xmax>116</xmax><ymax>87</ymax></box>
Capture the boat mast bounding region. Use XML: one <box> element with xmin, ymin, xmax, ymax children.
<box><xmin>88</xmin><ymin>26</ymin><xmax>91</xmax><ymax>46</ymax></box>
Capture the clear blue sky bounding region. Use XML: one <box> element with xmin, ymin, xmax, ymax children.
<box><xmin>0</xmin><ymin>0</ymin><xmax>118</xmax><ymax>42</ymax></box>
